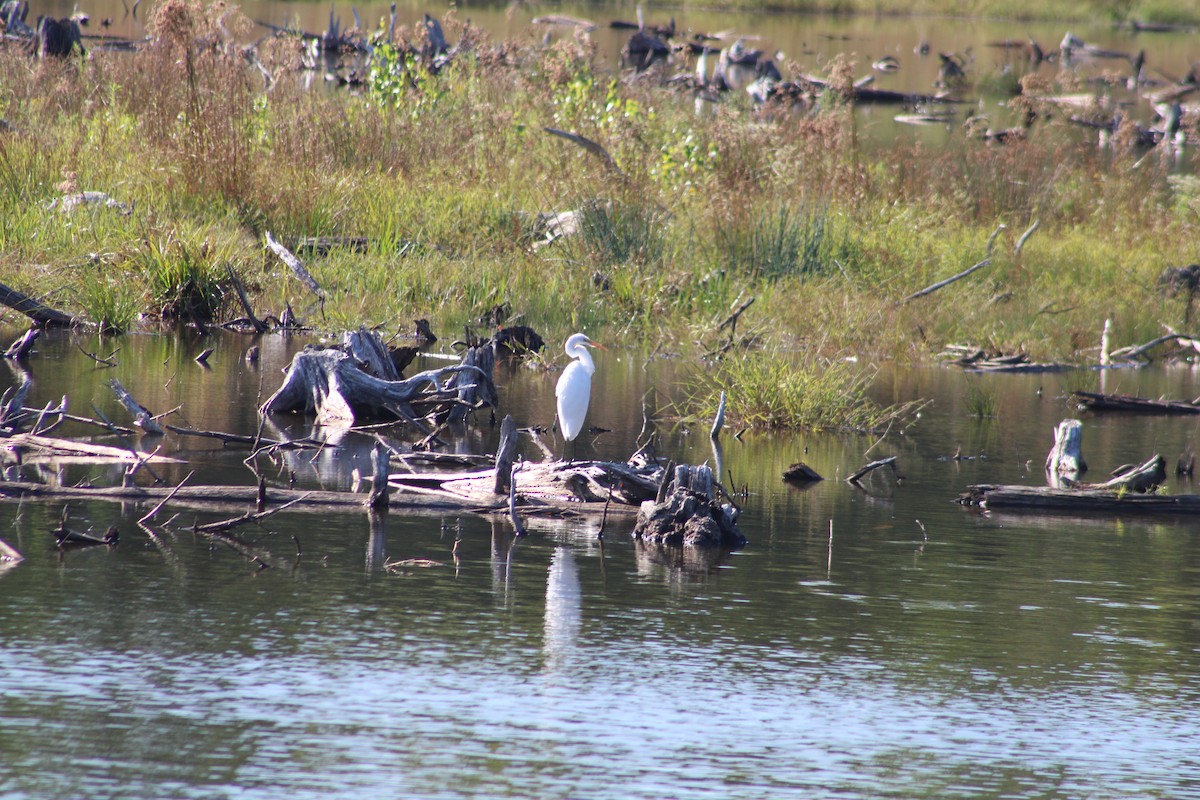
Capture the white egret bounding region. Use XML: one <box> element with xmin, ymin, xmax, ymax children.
<box><xmin>556</xmin><ymin>333</ymin><xmax>605</xmax><ymax>460</ymax></box>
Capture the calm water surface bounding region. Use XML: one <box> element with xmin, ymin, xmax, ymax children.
<box><xmin>1</xmin><ymin>327</ymin><xmax>1199</xmax><ymax>798</ymax></box>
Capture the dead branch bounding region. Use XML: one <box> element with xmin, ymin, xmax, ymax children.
<box><xmin>265</xmin><ymin>231</ymin><xmax>327</xmax><ymax>300</ymax></box>
<box><xmin>108</xmin><ymin>378</ymin><xmax>164</xmax><ymax>435</ymax></box>
<box><xmin>544</xmin><ymin>127</ymin><xmax>625</xmax><ymax>177</ymax></box>
<box><xmin>138</xmin><ymin>471</ymin><xmax>195</xmax><ymax>525</ymax></box>
<box><xmin>193</xmin><ymin>492</ymin><xmax>313</xmax><ymax>533</ymax></box>
<box><xmin>846</xmin><ymin>456</ymin><xmax>898</xmax><ymax>484</ymax></box>
<box><xmin>1014</xmin><ymin>219</ymin><xmax>1040</xmax><ymax>256</ymax></box>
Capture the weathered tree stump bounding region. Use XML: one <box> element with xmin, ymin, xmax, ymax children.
<box><xmin>261</xmin><ymin>329</ymin><xmax>492</xmax><ymax>427</ymax></box>
<box><xmin>1045</xmin><ymin>419</ymin><xmax>1087</xmax><ymax>478</ymax></box>
<box><xmin>261</xmin><ymin>346</ymin><xmax>483</xmax><ymax>427</ymax></box>
<box><xmin>632</xmin><ymin>464</ymin><xmax>745</xmax><ymax>548</ymax></box>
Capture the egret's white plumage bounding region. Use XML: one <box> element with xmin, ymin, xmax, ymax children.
<box><xmin>556</xmin><ymin>333</ymin><xmax>603</xmax><ymax>444</ymax></box>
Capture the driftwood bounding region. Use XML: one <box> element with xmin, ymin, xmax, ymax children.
<box><xmin>1071</xmin><ymin>390</ymin><xmax>1200</xmax><ymax>414</ymax></box>
<box><xmin>108</xmin><ymin>378</ymin><xmax>164</xmax><ymax>435</ymax></box>
<box><xmin>0</xmin><ymin>373</ymin><xmax>32</xmax><ymax>431</ymax></box>
<box><xmin>389</xmin><ymin>458</ymin><xmax>664</xmax><ymax>513</ymax></box>
<box><xmin>0</xmin><ymin>535</ymin><xmax>24</xmax><ymax>562</ymax></box>
<box><xmin>3</xmin><ymin>327</ymin><xmax>39</xmax><ymax>359</ymax></box>
<box><xmin>631</xmin><ymin>464</ymin><xmax>744</xmax><ymax>547</ymax></box>
<box><xmin>846</xmin><ymin>456</ymin><xmax>898</xmax><ymax>485</ymax></box>
<box><xmin>366</xmin><ymin>442</ymin><xmax>389</xmax><ymax>509</ymax></box>
<box><xmin>1096</xmin><ymin>455</ymin><xmax>1166</xmax><ymax>493</ymax></box>
<box><xmin>783</xmin><ymin>462</ymin><xmax>823</xmax><ymax>483</ymax></box>
<box><xmin>493</xmin><ymin>415</ymin><xmax>517</xmax><ymax>494</ymax></box>
<box><xmin>1108</xmin><ymin>333</ymin><xmax>1200</xmax><ymax>363</ymax></box>
<box><xmin>261</xmin><ymin>344</ymin><xmax>484</xmax><ymax>427</ymax></box>
<box><xmin>55</xmin><ymin>525</ymin><xmax>118</xmax><ymax>549</ymax></box>
<box><xmin>0</xmin><ymin>281</ymin><xmax>77</xmax><ymax>326</ymax></box>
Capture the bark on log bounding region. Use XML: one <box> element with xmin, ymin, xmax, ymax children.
<box><xmin>0</xmin><ymin>281</ymin><xmax>77</xmax><ymax>326</ymax></box>
<box><xmin>1045</xmin><ymin>419</ymin><xmax>1087</xmax><ymax>476</ymax></box>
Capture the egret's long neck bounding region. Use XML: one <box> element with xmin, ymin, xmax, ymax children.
<box><xmin>571</xmin><ymin>345</ymin><xmax>596</xmax><ymax>375</ymax></box>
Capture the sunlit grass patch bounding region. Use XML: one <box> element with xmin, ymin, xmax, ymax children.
<box><xmin>688</xmin><ymin>346</ymin><xmax>919</xmax><ymax>432</ymax></box>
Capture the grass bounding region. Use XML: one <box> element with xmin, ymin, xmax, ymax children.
<box><xmin>688</xmin><ymin>346</ymin><xmax>919</xmax><ymax>432</ymax></box>
<box><xmin>3</xmin><ymin>0</ymin><xmax>1200</xmax><ymax>429</ymax></box>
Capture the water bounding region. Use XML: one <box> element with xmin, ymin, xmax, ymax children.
<box><xmin>2</xmin><ymin>325</ymin><xmax>1200</xmax><ymax>798</ymax></box>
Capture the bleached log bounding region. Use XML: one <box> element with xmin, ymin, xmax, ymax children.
<box><xmin>0</xmin><ymin>432</ymin><xmax>182</xmax><ymax>464</ymax></box>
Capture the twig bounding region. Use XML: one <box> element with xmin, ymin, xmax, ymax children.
<box><xmin>902</xmin><ymin>258</ymin><xmax>992</xmax><ymax>303</ymax></box>
<box><xmin>193</xmin><ymin>491</ymin><xmax>313</xmax><ymax>533</ymax></box>
<box><xmin>77</xmin><ymin>343</ymin><xmax>119</xmax><ymax>367</ymax></box>
<box><xmin>902</xmin><ymin>223</ymin><xmax>1005</xmax><ymax>304</ymax></box>
<box><xmin>138</xmin><ymin>470</ymin><xmax>195</xmax><ymax>525</ymax></box>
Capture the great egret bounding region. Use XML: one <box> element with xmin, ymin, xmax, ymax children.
<box><xmin>556</xmin><ymin>333</ymin><xmax>605</xmax><ymax>460</ymax></box>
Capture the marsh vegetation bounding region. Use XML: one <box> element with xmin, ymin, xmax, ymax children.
<box><xmin>3</xmin><ymin>0</ymin><xmax>1200</xmax><ymax>429</ymax></box>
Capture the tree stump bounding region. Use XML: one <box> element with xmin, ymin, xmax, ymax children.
<box><xmin>1045</xmin><ymin>419</ymin><xmax>1087</xmax><ymax>478</ymax></box>
<box><xmin>632</xmin><ymin>465</ymin><xmax>745</xmax><ymax>548</ymax></box>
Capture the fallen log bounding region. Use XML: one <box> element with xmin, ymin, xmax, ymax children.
<box><xmin>0</xmin><ymin>433</ymin><xmax>182</xmax><ymax>464</ymax></box>
<box><xmin>1071</xmin><ymin>390</ymin><xmax>1200</xmax><ymax>414</ymax></box>
<box><xmin>389</xmin><ymin>458</ymin><xmax>664</xmax><ymax>513</ymax></box>
<box><xmin>959</xmin><ymin>483</ymin><xmax>1200</xmax><ymax>515</ymax></box>
<box><xmin>0</xmin><ymin>281</ymin><xmax>78</xmax><ymax>326</ymax></box>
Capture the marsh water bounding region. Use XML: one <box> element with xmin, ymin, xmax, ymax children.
<box><xmin>1</xmin><ymin>325</ymin><xmax>1200</xmax><ymax>799</ymax></box>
